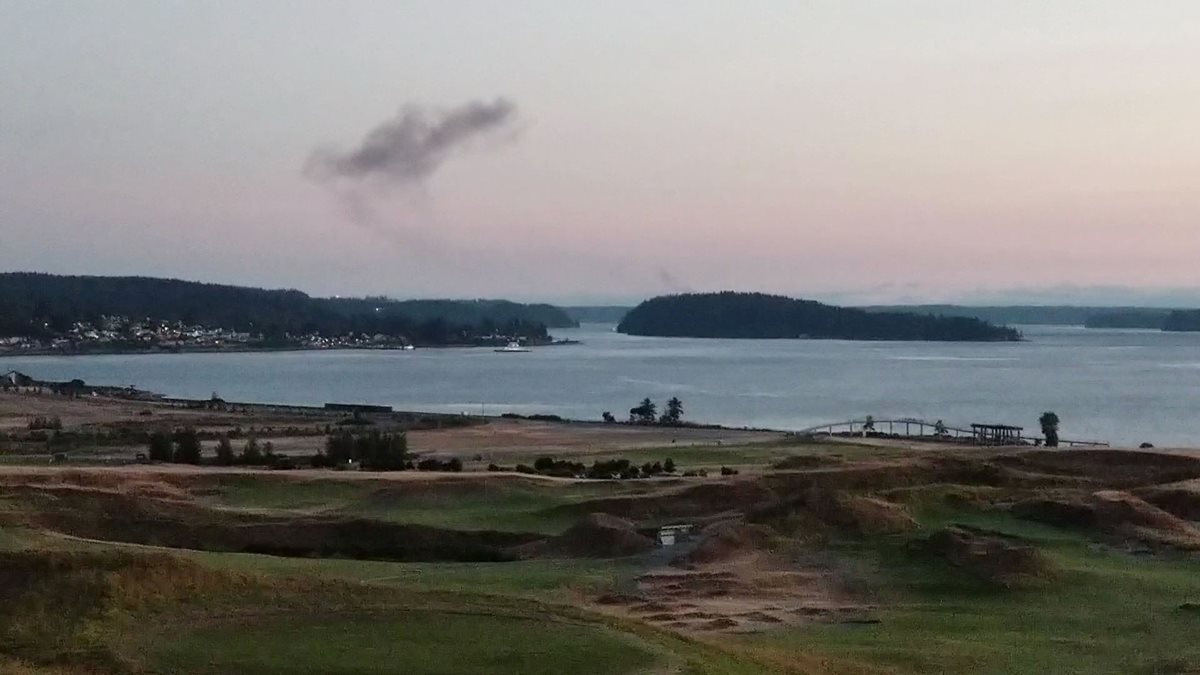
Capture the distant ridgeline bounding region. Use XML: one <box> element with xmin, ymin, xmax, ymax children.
<box><xmin>860</xmin><ymin>303</ymin><xmax>1200</xmax><ymax>331</ymax></box>
<box><xmin>617</xmin><ymin>292</ymin><xmax>1021</xmax><ymax>342</ymax></box>
<box><xmin>0</xmin><ymin>273</ymin><xmax>576</xmax><ymax>344</ymax></box>
<box><xmin>562</xmin><ymin>305</ymin><xmax>633</xmax><ymax>324</ymax></box>
<box><xmin>1082</xmin><ymin>310</ymin><xmax>1173</xmax><ymax>329</ymax></box>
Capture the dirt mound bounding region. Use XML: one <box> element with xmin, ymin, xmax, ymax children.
<box><xmin>523</xmin><ymin>513</ymin><xmax>654</xmax><ymax>559</ymax></box>
<box><xmin>1013</xmin><ymin>490</ymin><xmax>1200</xmax><ymax>550</ymax></box>
<box><xmin>762</xmin><ymin>455</ymin><xmax>1081</xmax><ymax>496</ymax></box>
<box><xmin>751</xmin><ymin>486</ymin><xmax>917</xmax><ymax>537</ymax></box>
<box><xmin>1133</xmin><ymin>484</ymin><xmax>1200</xmax><ymax>522</ymax></box>
<box><xmin>4</xmin><ymin>483</ymin><xmax>539</xmax><ymax>562</ymax></box>
<box><xmin>820</xmin><ymin>494</ymin><xmax>917</xmax><ymax>535</ymax></box>
<box><xmin>995</xmin><ymin>450</ymin><xmax>1200</xmax><ymax>488</ymax></box>
<box><xmin>676</xmin><ymin>521</ymin><xmax>774</xmax><ymax>565</ymax></box>
<box><xmin>0</xmin><ymin>470</ymin><xmax>201</xmax><ymax>501</ymax></box>
<box><xmin>922</xmin><ymin>526</ymin><xmax>1056</xmax><ymax>589</ymax></box>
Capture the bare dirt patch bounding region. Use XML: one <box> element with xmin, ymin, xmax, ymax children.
<box><xmin>594</xmin><ymin>519</ymin><xmax>872</xmax><ymax>634</ymax></box>
<box><xmin>1013</xmin><ymin>490</ymin><xmax>1200</xmax><ymax>551</ymax></box>
<box><xmin>519</xmin><ymin>513</ymin><xmax>655</xmax><ymax>559</ymax></box>
<box><xmin>613</xmin><ymin>558</ymin><xmax>871</xmax><ymax>634</ymax></box>
<box><xmin>921</xmin><ymin>525</ymin><xmax>1057</xmax><ymax>589</ymax></box>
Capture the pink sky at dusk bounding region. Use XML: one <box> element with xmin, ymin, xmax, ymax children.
<box><xmin>2</xmin><ymin>1</ymin><xmax>1198</xmax><ymax>304</ymax></box>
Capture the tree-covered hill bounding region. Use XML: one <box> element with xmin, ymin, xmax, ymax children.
<box><xmin>617</xmin><ymin>292</ymin><xmax>1021</xmax><ymax>342</ymax></box>
<box><xmin>0</xmin><ymin>273</ymin><xmax>574</xmax><ymax>342</ymax></box>
<box><xmin>1164</xmin><ymin>310</ymin><xmax>1200</xmax><ymax>332</ymax></box>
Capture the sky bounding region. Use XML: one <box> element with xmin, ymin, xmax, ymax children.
<box><xmin>2</xmin><ymin>1</ymin><xmax>1199</xmax><ymax>304</ymax></box>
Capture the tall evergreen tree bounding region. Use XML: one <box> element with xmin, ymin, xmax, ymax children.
<box><xmin>1039</xmin><ymin>412</ymin><xmax>1060</xmax><ymax>448</ymax></box>
<box><xmin>173</xmin><ymin>428</ymin><xmax>202</xmax><ymax>464</ymax></box>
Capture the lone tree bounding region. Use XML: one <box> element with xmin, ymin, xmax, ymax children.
<box><xmin>173</xmin><ymin>428</ymin><xmax>202</xmax><ymax>464</ymax></box>
<box><xmin>240</xmin><ymin>437</ymin><xmax>264</xmax><ymax>465</ymax></box>
<box><xmin>601</xmin><ymin>411</ymin><xmax>616</xmax><ymax>423</ymax></box>
<box><xmin>629</xmin><ymin>398</ymin><xmax>657</xmax><ymax>424</ymax></box>
<box><xmin>1039</xmin><ymin>412</ymin><xmax>1060</xmax><ymax>448</ymax></box>
<box><xmin>933</xmin><ymin>420</ymin><xmax>948</xmax><ymax>437</ymax></box>
<box><xmin>862</xmin><ymin>415</ymin><xmax>876</xmax><ymax>433</ymax></box>
<box><xmin>215</xmin><ymin>436</ymin><xmax>235</xmax><ymax>466</ymax></box>
<box><xmin>661</xmin><ymin>397</ymin><xmax>684</xmax><ymax>425</ymax></box>
<box><xmin>147</xmin><ymin>431</ymin><xmax>172</xmax><ymax>462</ymax></box>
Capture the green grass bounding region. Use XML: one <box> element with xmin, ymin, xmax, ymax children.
<box><xmin>149</xmin><ymin>610</ymin><xmax>659</xmax><ymax>675</ymax></box>
<box><xmin>212</xmin><ymin>476</ymin><xmax>366</xmax><ymax>511</ymax></box>
<box><xmin>186</xmin><ymin>548</ymin><xmax>634</xmax><ymax>599</ymax></box>
<box><xmin>741</xmin><ymin>507</ymin><xmax>1200</xmax><ymax>675</ymax></box>
<box><xmin>207</xmin><ymin>475</ymin><xmax>648</xmax><ymax>534</ymax></box>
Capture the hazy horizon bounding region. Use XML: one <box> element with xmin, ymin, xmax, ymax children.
<box><xmin>3</xmin><ymin>2</ymin><xmax>1198</xmax><ymax>303</ymax></box>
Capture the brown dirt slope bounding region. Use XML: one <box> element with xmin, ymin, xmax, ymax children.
<box><xmin>519</xmin><ymin>513</ymin><xmax>654</xmax><ymax>558</ymax></box>
<box><xmin>922</xmin><ymin>525</ymin><xmax>1056</xmax><ymax>589</ymax></box>
<box><xmin>1013</xmin><ymin>490</ymin><xmax>1200</xmax><ymax>550</ymax></box>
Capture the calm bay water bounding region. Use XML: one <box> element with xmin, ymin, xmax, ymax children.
<box><xmin>5</xmin><ymin>324</ymin><xmax>1200</xmax><ymax>447</ymax></box>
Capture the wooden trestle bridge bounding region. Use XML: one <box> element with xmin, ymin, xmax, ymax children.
<box><xmin>794</xmin><ymin>418</ymin><xmax>1108</xmax><ymax>448</ymax></box>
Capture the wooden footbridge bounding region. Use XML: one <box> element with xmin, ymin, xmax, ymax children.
<box><xmin>794</xmin><ymin>417</ymin><xmax>1108</xmax><ymax>448</ymax></box>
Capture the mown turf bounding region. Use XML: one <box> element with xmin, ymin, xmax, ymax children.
<box><xmin>208</xmin><ymin>474</ymin><xmax>654</xmax><ymax>535</ymax></box>
<box><xmin>187</xmin><ymin>549</ymin><xmax>635</xmax><ymax>599</ymax></box>
<box><xmin>149</xmin><ymin>610</ymin><xmax>658</xmax><ymax>675</ymax></box>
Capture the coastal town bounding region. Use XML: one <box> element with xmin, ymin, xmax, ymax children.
<box><xmin>0</xmin><ymin>315</ymin><xmax>415</xmax><ymax>356</ymax></box>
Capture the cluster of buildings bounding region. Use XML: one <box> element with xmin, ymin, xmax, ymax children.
<box><xmin>0</xmin><ymin>316</ymin><xmax>413</xmax><ymax>355</ymax></box>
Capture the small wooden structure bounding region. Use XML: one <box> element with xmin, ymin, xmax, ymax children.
<box><xmin>970</xmin><ymin>423</ymin><xmax>1024</xmax><ymax>445</ymax></box>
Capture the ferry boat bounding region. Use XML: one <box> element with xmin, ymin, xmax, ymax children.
<box><xmin>494</xmin><ymin>340</ymin><xmax>530</xmax><ymax>353</ymax></box>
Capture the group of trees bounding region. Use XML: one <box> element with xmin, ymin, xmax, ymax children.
<box><xmin>0</xmin><ymin>272</ymin><xmax>565</xmax><ymax>344</ymax></box>
<box><xmin>320</xmin><ymin>431</ymin><xmax>411</xmax><ymax>471</ymax></box>
<box><xmin>611</xmin><ymin>396</ymin><xmax>685</xmax><ymax>425</ymax></box>
<box><xmin>148</xmin><ymin>429</ymin><xmax>280</xmax><ymax>466</ymax></box>
<box><xmin>143</xmin><ymin>428</ymin><xmax>463</xmax><ymax>471</ymax></box>
<box><xmin>508</xmin><ymin>456</ymin><xmax>678</xmax><ymax>480</ymax></box>
<box><xmin>617</xmin><ymin>292</ymin><xmax>1021</xmax><ymax>342</ymax></box>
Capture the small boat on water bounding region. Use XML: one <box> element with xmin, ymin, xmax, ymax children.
<box><xmin>494</xmin><ymin>340</ymin><xmax>530</xmax><ymax>353</ymax></box>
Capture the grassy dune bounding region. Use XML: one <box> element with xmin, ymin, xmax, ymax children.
<box><xmin>6</xmin><ymin>439</ymin><xmax>1200</xmax><ymax>674</ymax></box>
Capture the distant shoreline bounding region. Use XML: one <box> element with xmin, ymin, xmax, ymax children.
<box><xmin>0</xmin><ymin>339</ymin><xmax>581</xmax><ymax>359</ymax></box>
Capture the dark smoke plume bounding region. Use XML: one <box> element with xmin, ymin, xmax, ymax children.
<box><xmin>305</xmin><ymin>98</ymin><xmax>518</xmax><ymax>187</ymax></box>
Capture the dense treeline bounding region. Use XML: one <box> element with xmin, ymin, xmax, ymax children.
<box><xmin>1164</xmin><ymin>310</ymin><xmax>1200</xmax><ymax>332</ymax></box>
<box><xmin>0</xmin><ymin>273</ymin><xmax>572</xmax><ymax>342</ymax></box>
<box><xmin>618</xmin><ymin>292</ymin><xmax>1021</xmax><ymax>342</ymax></box>
<box><xmin>1083</xmin><ymin>310</ymin><xmax>1171</xmax><ymax>329</ymax></box>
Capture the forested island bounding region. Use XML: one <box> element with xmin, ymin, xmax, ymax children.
<box><xmin>0</xmin><ymin>273</ymin><xmax>576</xmax><ymax>354</ymax></box>
<box><xmin>617</xmin><ymin>292</ymin><xmax>1021</xmax><ymax>341</ymax></box>
<box><xmin>1164</xmin><ymin>310</ymin><xmax>1200</xmax><ymax>332</ymax></box>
